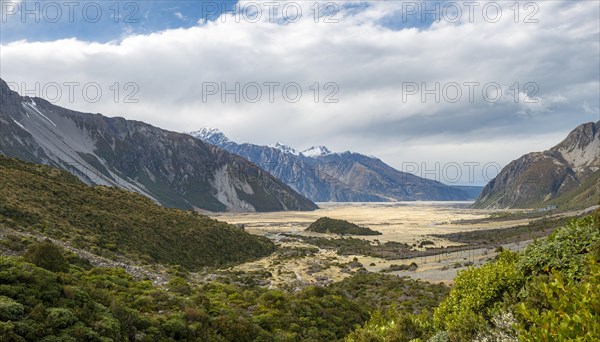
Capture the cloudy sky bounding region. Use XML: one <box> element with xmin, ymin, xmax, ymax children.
<box><xmin>1</xmin><ymin>0</ymin><xmax>599</xmax><ymax>185</ymax></box>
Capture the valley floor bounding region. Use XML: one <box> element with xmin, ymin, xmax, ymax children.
<box><xmin>209</xmin><ymin>202</ymin><xmax>590</xmax><ymax>286</ymax></box>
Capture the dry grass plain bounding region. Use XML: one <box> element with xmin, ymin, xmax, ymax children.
<box><xmin>208</xmin><ymin>202</ymin><xmax>539</xmax><ymax>286</ymax></box>
<box><xmin>210</xmin><ymin>202</ymin><xmax>531</xmax><ymax>245</ymax></box>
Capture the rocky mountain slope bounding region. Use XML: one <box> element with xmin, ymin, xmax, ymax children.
<box><xmin>474</xmin><ymin>121</ymin><xmax>600</xmax><ymax>209</ymax></box>
<box><xmin>0</xmin><ymin>79</ymin><xmax>317</xmax><ymax>212</ymax></box>
<box><xmin>190</xmin><ymin>128</ymin><xmax>471</xmax><ymax>202</ymax></box>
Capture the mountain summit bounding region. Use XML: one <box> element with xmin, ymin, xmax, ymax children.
<box><xmin>270</xmin><ymin>142</ymin><xmax>301</xmax><ymax>156</ymax></box>
<box><xmin>474</xmin><ymin>121</ymin><xmax>600</xmax><ymax>209</ymax></box>
<box><xmin>302</xmin><ymin>146</ymin><xmax>332</xmax><ymax>157</ymax></box>
<box><xmin>189</xmin><ymin>127</ymin><xmax>231</xmax><ymax>145</ymax></box>
<box><xmin>190</xmin><ymin>129</ymin><xmax>471</xmax><ymax>202</ymax></box>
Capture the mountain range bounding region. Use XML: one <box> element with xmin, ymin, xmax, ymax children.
<box><xmin>190</xmin><ymin>128</ymin><xmax>473</xmax><ymax>202</ymax></box>
<box><xmin>474</xmin><ymin>121</ymin><xmax>600</xmax><ymax>209</ymax></box>
<box><xmin>0</xmin><ymin>78</ymin><xmax>316</xmax><ymax>212</ymax></box>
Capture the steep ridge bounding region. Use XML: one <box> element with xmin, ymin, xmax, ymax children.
<box><xmin>190</xmin><ymin>128</ymin><xmax>471</xmax><ymax>202</ymax></box>
<box><xmin>474</xmin><ymin>121</ymin><xmax>600</xmax><ymax>209</ymax></box>
<box><xmin>0</xmin><ymin>79</ymin><xmax>317</xmax><ymax>212</ymax></box>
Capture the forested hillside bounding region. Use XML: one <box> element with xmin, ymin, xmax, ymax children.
<box><xmin>0</xmin><ymin>156</ymin><xmax>275</xmax><ymax>269</ymax></box>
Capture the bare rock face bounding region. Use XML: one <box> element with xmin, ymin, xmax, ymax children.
<box><xmin>474</xmin><ymin>121</ymin><xmax>600</xmax><ymax>209</ymax></box>
<box><xmin>190</xmin><ymin>129</ymin><xmax>471</xmax><ymax>202</ymax></box>
<box><xmin>0</xmin><ymin>78</ymin><xmax>317</xmax><ymax>212</ymax></box>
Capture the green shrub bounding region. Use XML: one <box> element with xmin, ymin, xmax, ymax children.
<box><xmin>516</xmin><ymin>259</ymin><xmax>600</xmax><ymax>340</ymax></box>
<box><xmin>0</xmin><ymin>234</ymin><xmax>31</xmax><ymax>252</ymax></box>
<box><xmin>345</xmin><ymin>309</ymin><xmax>432</xmax><ymax>342</ymax></box>
<box><xmin>0</xmin><ymin>295</ymin><xmax>25</xmax><ymax>320</ymax></box>
<box><xmin>433</xmin><ymin>251</ymin><xmax>524</xmax><ymax>341</ymax></box>
<box><xmin>518</xmin><ymin>216</ymin><xmax>599</xmax><ymax>280</ymax></box>
<box><xmin>167</xmin><ymin>277</ymin><xmax>191</xmax><ymax>295</ymax></box>
<box><xmin>46</xmin><ymin>308</ymin><xmax>77</xmax><ymax>329</ymax></box>
<box><xmin>22</xmin><ymin>240</ymin><xmax>68</xmax><ymax>272</ymax></box>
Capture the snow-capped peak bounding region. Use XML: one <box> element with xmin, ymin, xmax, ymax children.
<box><xmin>269</xmin><ymin>142</ymin><xmax>301</xmax><ymax>156</ymax></box>
<box><xmin>189</xmin><ymin>127</ymin><xmax>230</xmax><ymax>146</ymax></box>
<box><xmin>302</xmin><ymin>146</ymin><xmax>332</xmax><ymax>157</ymax></box>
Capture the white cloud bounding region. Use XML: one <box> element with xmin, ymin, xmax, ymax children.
<box><xmin>0</xmin><ymin>0</ymin><xmax>598</xmax><ymax>184</ymax></box>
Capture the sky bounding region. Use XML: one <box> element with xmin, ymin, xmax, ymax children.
<box><xmin>1</xmin><ymin>0</ymin><xmax>599</xmax><ymax>185</ymax></box>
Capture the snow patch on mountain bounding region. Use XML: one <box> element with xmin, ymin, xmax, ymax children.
<box><xmin>189</xmin><ymin>127</ymin><xmax>230</xmax><ymax>146</ymax></box>
<box><xmin>302</xmin><ymin>146</ymin><xmax>332</xmax><ymax>157</ymax></box>
<box><xmin>269</xmin><ymin>142</ymin><xmax>301</xmax><ymax>156</ymax></box>
<box><xmin>23</xmin><ymin>100</ymin><xmax>56</xmax><ymax>127</ymax></box>
<box><xmin>186</xmin><ymin>127</ymin><xmax>470</xmax><ymax>202</ymax></box>
<box><xmin>12</xmin><ymin>119</ymin><xmax>26</xmax><ymax>131</ymax></box>
<box><xmin>189</xmin><ymin>127</ymin><xmax>334</xmax><ymax>159</ymax></box>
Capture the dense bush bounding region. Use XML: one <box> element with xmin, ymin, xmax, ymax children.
<box><xmin>517</xmin><ymin>216</ymin><xmax>599</xmax><ymax>279</ymax></box>
<box><xmin>0</xmin><ymin>295</ymin><xmax>25</xmax><ymax>320</ymax></box>
<box><xmin>517</xmin><ymin>260</ymin><xmax>600</xmax><ymax>340</ymax></box>
<box><xmin>0</xmin><ymin>254</ymin><xmax>364</xmax><ymax>341</ymax></box>
<box><xmin>347</xmin><ymin>213</ymin><xmax>600</xmax><ymax>342</ymax></box>
<box><xmin>23</xmin><ymin>240</ymin><xmax>69</xmax><ymax>272</ymax></box>
<box><xmin>432</xmin><ymin>251</ymin><xmax>524</xmax><ymax>341</ymax></box>
<box><xmin>306</xmin><ymin>217</ymin><xmax>382</xmax><ymax>235</ymax></box>
<box><xmin>0</xmin><ymin>242</ymin><xmax>457</xmax><ymax>342</ymax></box>
<box><xmin>345</xmin><ymin>309</ymin><xmax>432</xmax><ymax>342</ymax></box>
<box><xmin>0</xmin><ymin>156</ymin><xmax>275</xmax><ymax>269</ymax></box>
<box><xmin>330</xmin><ymin>273</ymin><xmax>448</xmax><ymax>314</ymax></box>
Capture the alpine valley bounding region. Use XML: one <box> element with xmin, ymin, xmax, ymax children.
<box><xmin>1</xmin><ymin>1</ymin><xmax>599</xmax><ymax>340</ymax></box>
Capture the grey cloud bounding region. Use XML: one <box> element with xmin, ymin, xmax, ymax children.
<box><xmin>0</xmin><ymin>0</ymin><xmax>597</xmax><ymax>184</ymax></box>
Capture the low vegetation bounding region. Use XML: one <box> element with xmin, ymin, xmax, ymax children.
<box><xmin>329</xmin><ymin>273</ymin><xmax>448</xmax><ymax>315</ymax></box>
<box><xmin>346</xmin><ymin>210</ymin><xmax>600</xmax><ymax>341</ymax></box>
<box><xmin>433</xmin><ymin>215</ymin><xmax>579</xmax><ymax>247</ymax></box>
<box><xmin>380</xmin><ymin>263</ymin><xmax>418</xmax><ymax>273</ymax></box>
<box><xmin>287</xmin><ymin>234</ymin><xmax>414</xmax><ymax>259</ymax></box>
<box><xmin>0</xmin><ymin>240</ymin><xmax>449</xmax><ymax>341</ymax></box>
<box><xmin>288</xmin><ymin>234</ymin><xmax>472</xmax><ymax>261</ymax></box>
<box><xmin>0</xmin><ymin>156</ymin><xmax>275</xmax><ymax>270</ymax></box>
<box><xmin>548</xmin><ymin>170</ymin><xmax>600</xmax><ymax>210</ymax></box>
<box><xmin>451</xmin><ymin>208</ymin><xmax>564</xmax><ymax>224</ymax></box>
<box><xmin>2</xmin><ymin>156</ymin><xmax>598</xmax><ymax>340</ymax></box>
<box><xmin>306</xmin><ymin>217</ymin><xmax>382</xmax><ymax>235</ymax></box>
